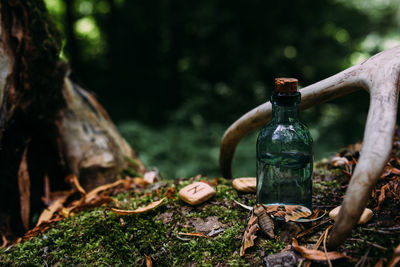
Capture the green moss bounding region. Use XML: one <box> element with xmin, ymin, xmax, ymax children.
<box><xmin>0</xmin><ymin>178</ymin><xmax>276</xmax><ymax>266</ymax></box>
<box><xmin>258</xmin><ymin>237</ymin><xmax>285</xmax><ymax>255</ymax></box>
<box><xmin>5</xmin><ymin>170</ymin><xmax>389</xmax><ymax>266</ymax></box>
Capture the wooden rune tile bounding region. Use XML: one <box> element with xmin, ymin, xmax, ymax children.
<box><xmin>179</xmin><ymin>182</ymin><xmax>216</xmax><ymax>205</ymax></box>
<box><xmin>232</xmin><ymin>177</ymin><xmax>256</xmax><ymax>193</ymax></box>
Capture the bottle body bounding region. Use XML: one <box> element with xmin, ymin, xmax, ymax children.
<box><xmin>256</xmin><ymin>93</ymin><xmax>313</xmax><ymax>210</ymax></box>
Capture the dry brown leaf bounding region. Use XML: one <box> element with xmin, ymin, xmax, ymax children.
<box><xmin>69</xmin><ymin>194</ymin><xmax>116</xmax><ymax>213</ymax></box>
<box><xmin>18</xmin><ymin>147</ymin><xmax>30</xmax><ymax>231</ymax></box>
<box><xmin>240</xmin><ymin>214</ymin><xmax>259</xmax><ymax>256</ymax></box>
<box><xmin>66</xmin><ymin>174</ymin><xmax>86</xmax><ymax>197</ymax></box>
<box><xmin>111</xmin><ymin>197</ymin><xmax>166</xmax><ymax>215</ymax></box>
<box><xmin>43</xmin><ymin>174</ymin><xmax>51</xmax><ymax>205</ymax></box>
<box><xmin>87</xmin><ymin>179</ymin><xmax>126</xmax><ymax>199</ymax></box>
<box><xmin>253</xmin><ymin>204</ymin><xmax>274</xmax><ymax>238</ymax></box>
<box><xmin>377</xmin><ymin>184</ymin><xmax>390</xmax><ymax>210</ymax></box>
<box><xmin>36</xmin><ymin>198</ymin><xmax>65</xmax><ymax>226</ymax></box>
<box><xmin>133</xmin><ymin>177</ymin><xmax>150</xmax><ymax>187</ymax></box>
<box><xmin>374</xmin><ymin>258</ymin><xmax>386</xmax><ymax>267</ymax></box>
<box><xmin>165</xmin><ymin>187</ymin><xmax>177</xmax><ymax>199</ymax></box>
<box><xmin>36</xmin><ymin>189</ymin><xmax>75</xmax><ymax>226</ymax></box>
<box><xmin>178</xmin><ymin>232</ymin><xmax>209</xmax><ymax>239</ymax></box>
<box><xmin>388</xmin><ymin>244</ymin><xmax>400</xmax><ymax>267</ymax></box>
<box><xmin>292</xmin><ymin>238</ymin><xmax>351</xmax><ymax>261</ymax></box>
<box><xmin>390</xmin><ymin>167</ymin><xmax>400</xmax><ymax>175</ymax></box>
<box><xmin>144</xmin><ymin>254</ymin><xmax>152</xmax><ymax>267</ymax></box>
<box><xmin>265</xmin><ymin>205</ymin><xmax>312</xmax><ymax>222</ymax></box>
<box><xmin>1</xmin><ymin>233</ymin><xmax>8</xmax><ymax>248</ymax></box>
<box><xmin>67</xmin><ymin>178</ymin><xmax>129</xmax><ymax>212</ymax></box>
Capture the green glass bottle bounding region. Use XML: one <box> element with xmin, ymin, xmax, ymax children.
<box><xmin>256</xmin><ymin>78</ymin><xmax>313</xmax><ymax>210</ymax></box>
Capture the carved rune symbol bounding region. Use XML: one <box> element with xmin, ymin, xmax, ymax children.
<box><xmin>188</xmin><ymin>185</ymin><xmax>204</xmax><ymax>194</ymax></box>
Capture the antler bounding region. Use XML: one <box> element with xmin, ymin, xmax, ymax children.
<box><xmin>219</xmin><ymin>45</ymin><xmax>400</xmax><ymax>247</ymax></box>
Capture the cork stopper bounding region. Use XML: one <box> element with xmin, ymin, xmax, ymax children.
<box><xmin>274</xmin><ymin>78</ymin><xmax>298</xmax><ymax>94</ymax></box>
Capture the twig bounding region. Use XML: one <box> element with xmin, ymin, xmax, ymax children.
<box><xmin>314</xmin><ymin>231</ymin><xmax>325</xmax><ymax>250</ymax></box>
<box><xmin>323</xmin><ymin>225</ymin><xmax>333</xmax><ymax>267</ymax></box>
<box><xmin>296</xmin><ymin>219</ymin><xmax>331</xmax><ymax>239</ymax></box>
<box><xmin>361</xmin><ymin>226</ymin><xmax>400</xmax><ymax>234</ymax></box>
<box><xmin>355</xmin><ymin>247</ymin><xmax>370</xmax><ymax>267</ymax></box>
<box><xmin>348</xmin><ymin>238</ymin><xmax>387</xmax><ymax>251</ymax></box>
<box><xmin>297</xmin><ymin>259</ymin><xmax>303</xmax><ymax>267</ymax></box>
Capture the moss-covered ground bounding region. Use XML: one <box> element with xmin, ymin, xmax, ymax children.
<box><xmin>1</xmin><ymin>146</ymin><xmax>399</xmax><ymax>266</ymax></box>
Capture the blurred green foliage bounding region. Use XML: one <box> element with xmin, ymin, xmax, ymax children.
<box><xmin>45</xmin><ymin>0</ymin><xmax>400</xmax><ymax>178</ymax></box>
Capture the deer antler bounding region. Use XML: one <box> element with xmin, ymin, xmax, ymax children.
<box><xmin>219</xmin><ymin>45</ymin><xmax>400</xmax><ymax>247</ymax></box>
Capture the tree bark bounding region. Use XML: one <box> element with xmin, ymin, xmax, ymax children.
<box><xmin>0</xmin><ymin>0</ymin><xmax>145</xmax><ymax>236</ymax></box>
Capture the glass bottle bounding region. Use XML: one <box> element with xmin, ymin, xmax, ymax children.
<box><xmin>256</xmin><ymin>78</ymin><xmax>313</xmax><ymax>210</ymax></box>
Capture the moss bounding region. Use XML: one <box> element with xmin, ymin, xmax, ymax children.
<box><xmin>258</xmin><ymin>237</ymin><xmax>285</xmax><ymax>255</ymax></box>
<box><xmin>2</xmin><ymin>166</ymin><xmax>395</xmax><ymax>266</ymax></box>
<box><xmin>0</xmin><ymin>178</ymin><xmax>272</xmax><ymax>266</ymax></box>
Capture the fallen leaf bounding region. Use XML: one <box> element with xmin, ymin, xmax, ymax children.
<box><xmin>1</xmin><ymin>234</ymin><xmax>8</xmax><ymax>248</ymax></box>
<box><xmin>377</xmin><ymin>184</ymin><xmax>390</xmax><ymax>210</ymax></box>
<box><xmin>388</xmin><ymin>244</ymin><xmax>400</xmax><ymax>267</ymax></box>
<box><xmin>111</xmin><ymin>197</ymin><xmax>166</xmax><ymax>215</ymax></box>
<box><xmin>86</xmin><ymin>179</ymin><xmax>126</xmax><ymax>199</ymax></box>
<box><xmin>66</xmin><ymin>174</ymin><xmax>86</xmax><ymax>197</ymax></box>
<box><xmin>144</xmin><ymin>254</ymin><xmax>152</xmax><ymax>267</ymax></box>
<box><xmin>18</xmin><ymin>147</ymin><xmax>30</xmax><ymax>231</ymax></box>
<box><xmin>133</xmin><ymin>177</ymin><xmax>150</xmax><ymax>187</ymax></box>
<box><xmin>391</xmin><ymin>167</ymin><xmax>400</xmax><ymax>175</ymax></box>
<box><xmin>36</xmin><ymin>198</ymin><xmax>65</xmax><ymax>226</ymax></box>
<box><xmin>240</xmin><ymin>214</ymin><xmax>259</xmax><ymax>256</ymax></box>
<box><xmin>165</xmin><ymin>187</ymin><xmax>177</xmax><ymax>199</ymax></box>
<box><xmin>178</xmin><ymin>232</ymin><xmax>209</xmax><ymax>239</ymax></box>
<box><xmin>292</xmin><ymin>238</ymin><xmax>351</xmax><ymax>261</ymax></box>
<box><xmin>43</xmin><ymin>174</ymin><xmax>51</xmax><ymax>205</ymax></box>
<box><xmin>374</xmin><ymin>258</ymin><xmax>386</xmax><ymax>267</ymax></box>
<box><xmin>265</xmin><ymin>205</ymin><xmax>312</xmax><ymax>222</ymax></box>
<box><xmin>36</xmin><ymin>189</ymin><xmax>75</xmax><ymax>226</ymax></box>
<box><xmin>253</xmin><ymin>204</ymin><xmax>274</xmax><ymax>238</ymax></box>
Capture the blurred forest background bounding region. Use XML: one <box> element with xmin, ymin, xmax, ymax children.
<box><xmin>44</xmin><ymin>0</ymin><xmax>400</xmax><ymax>178</ymax></box>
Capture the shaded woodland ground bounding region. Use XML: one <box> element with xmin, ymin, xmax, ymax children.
<box><xmin>1</xmin><ymin>135</ymin><xmax>399</xmax><ymax>266</ymax></box>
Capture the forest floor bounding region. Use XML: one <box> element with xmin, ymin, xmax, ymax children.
<box><xmin>0</xmin><ymin>137</ymin><xmax>400</xmax><ymax>266</ymax></box>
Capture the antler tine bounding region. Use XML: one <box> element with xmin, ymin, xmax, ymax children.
<box><xmin>328</xmin><ymin>47</ymin><xmax>400</xmax><ymax>247</ymax></box>
<box><xmin>219</xmin><ymin>65</ymin><xmax>364</xmax><ymax>178</ymax></box>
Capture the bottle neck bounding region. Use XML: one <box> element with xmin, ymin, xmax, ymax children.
<box><xmin>272</xmin><ymin>103</ymin><xmax>299</xmax><ymax>123</ymax></box>
<box><xmin>270</xmin><ymin>92</ymin><xmax>301</xmax><ymax>123</ymax></box>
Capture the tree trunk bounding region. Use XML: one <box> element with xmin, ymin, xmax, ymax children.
<box><xmin>0</xmin><ymin>0</ymin><xmax>145</xmax><ymax>236</ymax></box>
